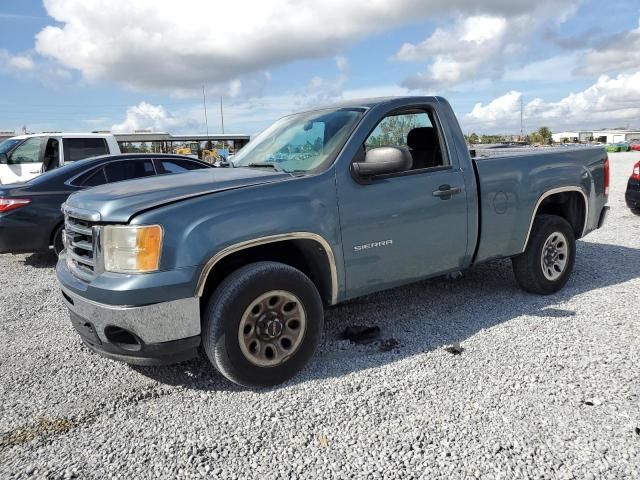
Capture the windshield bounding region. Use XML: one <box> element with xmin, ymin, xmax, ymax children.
<box><xmin>0</xmin><ymin>139</ymin><xmax>20</xmax><ymax>155</ymax></box>
<box><xmin>231</xmin><ymin>107</ymin><xmax>364</xmax><ymax>173</ymax></box>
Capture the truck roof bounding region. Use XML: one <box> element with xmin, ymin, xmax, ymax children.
<box><xmin>305</xmin><ymin>96</ymin><xmax>441</xmax><ymax>111</ymax></box>
<box><xmin>8</xmin><ymin>133</ymin><xmax>116</xmax><ymax>140</ymax></box>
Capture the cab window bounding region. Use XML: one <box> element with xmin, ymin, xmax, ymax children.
<box><xmin>364</xmin><ymin>110</ymin><xmax>448</xmax><ymax>171</ymax></box>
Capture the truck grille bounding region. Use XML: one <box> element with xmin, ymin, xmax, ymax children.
<box><xmin>64</xmin><ymin>215</ymin><xmax>97</xmax><ymax>282</ymax></box>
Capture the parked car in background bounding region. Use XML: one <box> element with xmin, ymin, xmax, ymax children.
<box><xmin>56</xmin><ymin>96</ymin><xmax>610</xmax><ymax>387</ymax></box>
<box><xmin>625</xmin><ymin>161</ymin><xmax>640</xmax><ymax>215</ymax></box>
<box><xmin>629</xmin><ymin>142</ymin><xmax>640</xmax><ymax>152</ymax></box>
<box><xmin>0</xmin><ymin>133</ymin><xmax>121</xmax><ymax>184</ymax></box>
<box><xmin>606</xmin><ymin>142</ymin><xmax>630</xmax><ymax>153</ymax></box>
<box><xmin>0</xmin><ymin>154</ymin><xmax>212</xmax><ymax>256</ymax></box>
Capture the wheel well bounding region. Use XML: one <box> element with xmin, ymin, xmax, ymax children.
<box><xmin>535</xmin><ymin>191</ymin><xmax>586</xmax><ymax>239</ymax></box>
<box><xmin>199</xmin><ymin>239</ymin><xmax>335</xmax><ymax>309</ymax></box>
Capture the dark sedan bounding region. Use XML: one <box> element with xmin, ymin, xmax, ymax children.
<box><xmin>0</xmin><ymin>154</ymin><xmax>213</xmax><ymax>255</ymax></box>
<box><xmin>626</xmin><ymin>160</ymin><xmax>640</xmax><ymax>215</ymax></box>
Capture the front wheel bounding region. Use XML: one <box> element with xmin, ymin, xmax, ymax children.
<box><xmin>512</xmin><ymin>214</ymin><xmax>576</xmax><ymax>295</ymax></box>
<box><xmin>202</xmin><ymin>261</ymin><xmax>324</xmax><ymax>387</ymax></box>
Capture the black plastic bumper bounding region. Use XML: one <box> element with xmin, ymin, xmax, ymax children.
<box><xmin>71</xmin><ymin>312</ymin><xmax>201</xmax><ymax>366</ymax></box>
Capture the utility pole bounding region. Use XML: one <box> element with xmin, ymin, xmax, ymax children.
<box><xmin>202</xmin><ymin>86</ymin><xmax>209</xmax><ymax>136</ymax></box>
<box><xmin>220</xmin><ymin>96</ymin><xmax>225</xmax><ymax>135</ymax></box>
<box><xmin>520</xmin><ymin>96</ymin><xmax>524</xmax><ymax>141</ymax></box>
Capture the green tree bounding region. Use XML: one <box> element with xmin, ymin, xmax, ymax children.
<box><xmin>468</xmin><ymin>133</ymin><xmax>479</xmax><ymax>144</ymax></box>
<box><xmin>537</xmin><ymin>126</ymin><xmax>552</xmax><ymax>144</ymax></box>
<box><xmin>365</xmin><ymin>114</ymin><xmax>422</xmax><ymax>149</ymax></box>
<box><xmin>529</xmin><ymin>132</ymin><xmax>544</xmax><ymax>144</ymax></box>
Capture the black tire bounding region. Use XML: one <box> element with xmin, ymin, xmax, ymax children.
<box><xmin>52</xmin><ymin>224</ymin><xmax>64</xmax><ymax>257</ymax></box>
<box><xmin>202</xmin><ymin>261</ymin><xmax>324</xmax><ymax>388</ymax></box>
<box><xmin>512</xmin><ymin>214</ymin><xmax>576</xmax><ymax>295</ymax></box>
<box><xmin>631</xmin><ymin>207</ymin><xmax>640</xmax><ymax>216</ymax></box>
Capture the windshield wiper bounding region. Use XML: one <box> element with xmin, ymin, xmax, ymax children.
<box><xmin>245</xmin><ymin>162</ymin><xmax>284</xmax><ymax>172</ymax></box>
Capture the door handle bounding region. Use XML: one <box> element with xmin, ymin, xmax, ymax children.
<box><xmin>432</xmin><ymin>185</ymin><xmax>462</xmax><ymax>199</ymax></box>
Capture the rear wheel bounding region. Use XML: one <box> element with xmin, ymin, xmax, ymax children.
<box><xmin>512</xmin><ymin>214</ymin><xmax>576</xmax><ymax>294</ymax></box>
<box><xmin>202</xmin><ymin>261</ymin><xmax>324</xmax><ymax>387</ymax></box>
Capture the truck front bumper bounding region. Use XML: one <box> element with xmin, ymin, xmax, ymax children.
<box><xmin>57</xmin><ymin>255</ymin><xmax>201</xmax><ymax>366</ymax></box>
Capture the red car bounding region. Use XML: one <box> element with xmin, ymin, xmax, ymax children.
<box><xmin>630</xmin><ymin>143</ymin><xmax>640</xmax><ymax>151</ymax></box>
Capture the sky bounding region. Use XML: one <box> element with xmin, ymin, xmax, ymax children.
<box><xmin>0</xmin><ymin>0</ymin><xmax>639</xmax><ymax>136</ymax></box>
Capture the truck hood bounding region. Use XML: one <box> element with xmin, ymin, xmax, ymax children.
<box><xmin>65</xmin><ymin>167</ymin><xmax>289</xmax><ymax>223</ymax></box>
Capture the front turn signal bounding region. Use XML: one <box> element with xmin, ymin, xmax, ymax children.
<box><xmin>102</xmin><ymin>225</ymin><xmax>163</xmax><ymax>273</ymax></box>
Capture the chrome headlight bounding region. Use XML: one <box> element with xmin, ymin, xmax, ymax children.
<box><xmin>102</xmin><ymin>225</ymin><xmax>163</xmax><ymax>273</ymax></box>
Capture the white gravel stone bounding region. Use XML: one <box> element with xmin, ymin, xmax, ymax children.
<box><xmin>0</xmin><ymin>152</ymin><xmax>639</xmax><ymax>479</ymax></box>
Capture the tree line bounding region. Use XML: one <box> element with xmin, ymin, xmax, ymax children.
<box><xmin>464</xmin><ymin>127</ymin><xmax>553</xmax><ymax>145</ymax></box>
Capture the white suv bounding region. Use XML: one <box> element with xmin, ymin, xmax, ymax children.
<box><xmin>0</xmin><ymin>133</ymin><xmax>121</xmax><ymax>184</ymax></box>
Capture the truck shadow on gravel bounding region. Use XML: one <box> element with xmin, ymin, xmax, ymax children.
<box><xmin>23</xmin><ymin>251</ymin><xmax>57</xmax><ymax>268</ymax></box>
<box><xmin>133</xmin><ymin>240</ymin><xmax>639</xmax><ymax>391</ymax></box>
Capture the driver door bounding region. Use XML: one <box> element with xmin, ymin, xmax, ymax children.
<box><xmin>337</xmin><ymin>107</ymin><xmax>469</xmax><ymax>298</ymax></box>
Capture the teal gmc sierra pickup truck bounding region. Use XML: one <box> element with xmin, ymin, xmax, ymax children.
<box><xmin>56</xmin><ymin>96</ymin><xmax>610</xmax><ymax>387</ymax></box>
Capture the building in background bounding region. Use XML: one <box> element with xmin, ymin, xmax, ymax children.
<box><xmin>552</xmin><ymin>129</ymin><xmax>640</xmax><ymax>144</ymax></box>
<box><xmin>0</xmin><ymin>131</ymin><xmax>16</xmax><ymax>142</ymax></box>
<box><xmin>95</xmin><ymin>131</ymin><xmax>250</xmax><ymax>161</ymax></box>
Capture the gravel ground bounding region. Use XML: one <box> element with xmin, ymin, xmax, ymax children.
<box><xmin>1</xmin><ymin>152</ymin><xmax>639</xmax><ymax>479</ymax></box>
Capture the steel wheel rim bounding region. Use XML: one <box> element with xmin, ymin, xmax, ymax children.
<box><xmin>238</xmin><ymin>290</ymin><xmax>307</xmax><ymax>367</ymax></box>
<box><xmin>541</xmin><ymin>231</ymin><xmax>569</xmax><ymax>281</ymax></box>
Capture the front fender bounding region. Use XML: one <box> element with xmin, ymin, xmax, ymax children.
<box><xmin>131</xmin><ymin>170</ymin><xmax>344</xmax><ymax>300</ymax></box>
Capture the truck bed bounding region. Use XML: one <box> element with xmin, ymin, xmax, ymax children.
<box><xmin>471</xmin><ymin>146</ymin><xmax>608</xmax><ymax>263</ymax></box>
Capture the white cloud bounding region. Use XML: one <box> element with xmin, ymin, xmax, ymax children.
<box><xmin>577</xmin><ymin>18</ymin><xmax>640</xmax><ymax>76</ymax></box>
<box><xmin>395</xmin><ymin>3</ymin><xmax>579</xmax><ymax>90</ymax></box>
<box><xmin>504</xmin><ymin>53</ymin><xmax>579</xmax><ymax>82</ymax></box>
<box><xmin>0</xmin><ymin>48</ymin><xmax>70</xmax><ymax>87</ymax></box>
<box><xmin>336</xmin><ymin>56</ymin><xmax>349</xmax><ymax>73</ymax></box>
<box><xmin>8</xmin><ymin>55</ymin><xmax>35</xmax><ymax>71</ymax></box>
<box><xmin>397</xmin><ymin>15</ymin><xmax>511</xmax><ymax>89</ymax></box>
<box><xmin>464</xmin><ymin>71</ymin><xmax>640</xmax><ymax>131</ymax></box>
<box><xmin>111</xmin><ymin>102</ymin><xmax>198</xmax><ymax>133</ymax></box>
<box><xmin>0</xmin><ymin>50</ymin><xmax>35</xmax><ymax>72</ymax></box>
<box><xmin>304</xmin><ymin>57</ymin><xmax>352</xmax><ymax>104</ymax></box>
<box><xmin>33</xmin><ymin>0</ymin><xmax>579</xmax><ymax>93</ymax></box>
<box><xmin>466</xmin><ymin>90</ymin><xmax>522</xmax><ymax>126</ymax></box>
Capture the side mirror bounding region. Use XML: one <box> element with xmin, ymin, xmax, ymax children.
<box><xmin>352</xmin><ymin>146</ymin><xmax>412</xmax><ymax>178</ymax></box>
<box><xmin>0</xmin><ymin>153</ymin><xmax>8</xmax><ymax>164</ymax></box>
